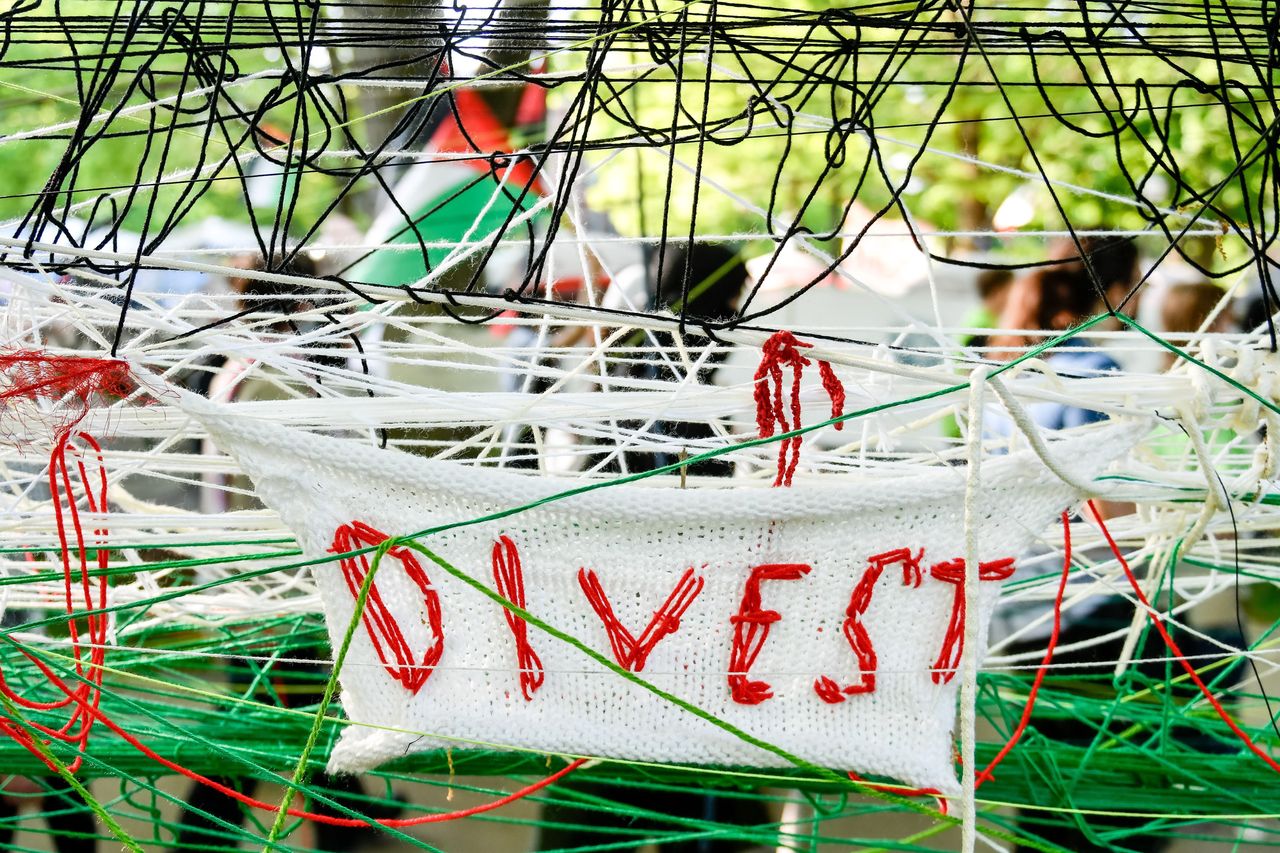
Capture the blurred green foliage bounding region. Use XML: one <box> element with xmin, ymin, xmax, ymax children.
<box><xmin>0</xmin><ymin>0</ymin><xmax>345</xmax><ymax>237</ymax></box>
<box><xmin>578</xmin><ymin>2</ymin><xmax>1272</xmax><ymax>267</ymax></box>
<box><xmin>0</xmin><ymin>0</ymin><xmax>1269</xmax><ymax>270</ymax></box>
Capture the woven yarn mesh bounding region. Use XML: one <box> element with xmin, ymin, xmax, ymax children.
<box><xmin>186</xmin><ymin>393</ymin><xmax>1140</xmax><ymax>793</ymax></box>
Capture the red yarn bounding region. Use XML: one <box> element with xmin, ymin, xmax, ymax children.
<box><xmin>331</xmin><ymin>522</ymin><xmax>444</xmax><ymax>695</ymax></box>
<box><xmin>0</xmin><ymin>648</ymin><xmax>585</xmax><ymax>829</ymax></box>
<box><xmin>492</xmin><ymin>536</ymin><xmax>544</xmax><ymax>700</ymax></box>
<box><xmin>976</xmin><ymin>512</ymin><xmax>1072</xmax><ymax>787</ymax></box>
<box><xmin>0</xmin><ymin>510</ymin><xmax>579</xmax><ymax>827</ymax></box>
<box><xmin>928</xmin><ymin>556</ymin><xmax>1016</xmax><ymax>685</ymax></box>
<box><xmin>817</xmin><ymin>360</ymin><xmax>846</xmax><ymax>426</ymax></box>
<box><xmin>0</xmin><ymin>431</ymin><xmax>110</xmax><ymax>775</ymax></box>
<box><xmin>813</xmin><ymin>676</ymin><xmax>845</xmax><ymax>703</ymax></box>
<box><xmin>0</xmin><ymin>351</ymin><xmax>133</xmax><ymax>440</ymax></box>
<box><xmin>1091</xmin><ymin>501</ymin><xmax>1280</xmax><ymax>776</ymax></box>
<box><xmin>578</xmin><ymin>567</ymin><xmax>704</xmax><ymax>672</ymax></box>
<box><xmin>847</xmin><ymin>770</ymin><xmax>948</xmax><ymax>816</ymax></box>
<box><xmin>753</xmin><ymin>331</ymin><xmax>845</xmax><ymax>487</ymax></box>
<box><xmin>815</xmin><ymin>549</ymin><xmax>923</xmax><ymax>702</ymax></box>
<box><xmin>728</xmin><ymin>563</ymin><xmax>811</xmax><ymax>704</ymax></box>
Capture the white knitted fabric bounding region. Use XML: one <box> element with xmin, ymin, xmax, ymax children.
<box><xmin>185</xmin><ymin>394</ymin><xmax>1137</xmax><ymax>793</ymax></box>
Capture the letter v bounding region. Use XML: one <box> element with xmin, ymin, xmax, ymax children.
<box><xmin>577</xmin><ymin>567</ymin><xmax>705</xmax><ymax>672</ymax></box>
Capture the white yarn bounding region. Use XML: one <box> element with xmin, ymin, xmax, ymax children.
<box><xmin>960</xmin><ymin>366</ymin><xmax>989</xmax><ymax>853</ymax></box>
<box><xmin>0</xmin><ymin>259</ymin><xmax>1271</xmax><ymax>806</ymax></box>
<box><xmin>183</xmin><ymin>390</ymin><xmax>1136</xmax><ymax>788</ymax></box>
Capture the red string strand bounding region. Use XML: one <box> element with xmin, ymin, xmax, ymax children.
<box><xmin>1091</xmin><ymin>501</ymin><xmax>1280</xmax><ymax>775</ymax></box>
<box><xmin>492</xmin><ymin>536</ymin><xmax>544</xmax><ymax>700</ymax></box>
<box><xmin>0</xmin><ymin>431</ymin><xmax>111</xmax><ymax>774</ymax></box>
<box><xmin>976</xmin><ymin>511</ymin><xmax>1072</xmax><ymax>786</ymax></box>
<box><xmin>331</xmin><ymin>521</ymin><xmax>444</xmax><ymax>695</ymax></box>
<box><xmin>846</xmin><ymin>770</ymin><xmax>948</xmax><ymax>816</ymax></box>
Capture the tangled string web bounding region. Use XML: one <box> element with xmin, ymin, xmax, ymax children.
<box><xmin>0</xmin><ymin>0</ymin><xmax>1277</xmax><ymax>850</ymax></box>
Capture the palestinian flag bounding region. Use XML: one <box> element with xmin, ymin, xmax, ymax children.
<box><xmin>353</xmin><ymin>80</ymin><xmax>548</xmax><ymax>289</ymax></box>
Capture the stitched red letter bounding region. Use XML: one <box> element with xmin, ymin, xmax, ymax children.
<box><xmin>331</xmin><ymin>521</ymin><xmax>444</xmax><ymax>694</ymax></box>
<box><xmin>814</xmin><ymin>548</ymin><xmax>923</xmax><ymax>703</ymax></box>
<box><xmin>578</xmin><ymin>567</ymin><xmax>705</xmax><ymax>672</ymax></box>
<box><xmin>492</xmin><ymin>536</ymin><xmax>544</xmax><ymax>700</ymax></box>
<box><xmin>928</xmin><ymin>557</ymin><xmax>1016</xmax><ymax>684</ymax></box>
<box><xmin>728</xmin><ymin>563</ymin><xmax>811</xmax><ymax>704</ymax></box>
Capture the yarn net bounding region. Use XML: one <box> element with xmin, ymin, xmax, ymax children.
<box><xmin>188</xmin><ymin>390</ymin><xmax>1135</xmax><ymax>786</ymax></box>
<box><xmin>0</xmin><ymin>0</ymin><xmax>1274</xmax><ymax>851</ymax></box>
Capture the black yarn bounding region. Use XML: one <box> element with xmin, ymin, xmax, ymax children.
<box><xmin>0</xmin><ymin>0</ymin><xmax>1271</xmax><ymax>350</ymax></box>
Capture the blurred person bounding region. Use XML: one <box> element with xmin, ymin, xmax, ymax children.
<box><xmin>498</xmin><ymin>252</ymin><xmax>612</xmax><ymax>470</ymax></box>
<box><xmin>200</xmin><ymin>253</ymin><xmax>334</xmax><ymax>513</ymax></box>
<box><xmin>650</xmin><ymin>243</ymin><xmax>748</xmax><ymax>332</ymax></box>
<box><xmin>1049</xmin><ymin>231</ymin><xmax>1141</xmax><ymax>330</ymax></box>
<box><xmin>642</xmin><ymin>242</ymin><xmax>749</xmax><ymax>477</ymax></box>
<box><xmin>573</xmin><ymin>243</ymin><xmax>749</xmax><ymax>479</ymax></box>
<box><xmin>985</xmin><ymin>259</ymin><xmax>1135</xmax><ymax>851</ymax></box>
<box><xmin>987</xmin><ymin>265</ymin><xmax>1121</xmax><ymax>431</ymax></box>
<box><xmin>184</xmin><ymin>252</ymin><xmax>322</xmax><ymax>399</ymax></box>
<box><xmin>961</xmin><ymin>268</ymin><xmax>1013</xmax><ymax>350</ymax></box>
<box><xmin>1160</xmin><ymin>281</ymin><xmax>1233</xmax><ymax>348</ymax></box>
<box><xmin>366</xmin><ymin>302</ymin><xmax>503</xmax><ymax>460</ymax></box>
<box><xmin>988</xmin><ymin>263</ymin><xmax>1242</xmax><ymax>853</ymax></box>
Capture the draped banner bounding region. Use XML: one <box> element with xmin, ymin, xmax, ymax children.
<box><xmin>189</xmin><ymin>396</ymin><xmax>1136</xmax><ymax>793</ymax></box>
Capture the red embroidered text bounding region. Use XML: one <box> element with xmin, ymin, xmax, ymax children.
<box><xmin>331</xmin><ymin>521</ymin><xmax>445</xmax><ymax>694</ymax></box>
<box><xmin>492</xmin><ymin>536</ymin><xmax>544</xmax><ymax>700</ymax></box>
<box><xmin>578</xmin><ymin>566</ymin><xmax>705</xmax><ymax>672</ymax></box>
<box><xmin>815</xmin><ymin>548</ymin><xmax>924</xmax><ymax>703</ymax></box>
<box><xmin>928</xmin><ymin>557</ymin><xmax>1017</xmax><ymax>684</ymax></box>
<box><xmin>728</xmin><ymin>563</ymin><xmax>812</xmax><ymax>704</ymax></box>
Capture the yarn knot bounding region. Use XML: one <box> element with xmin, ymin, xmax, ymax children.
<box><xmin>753</xmin><ymin>331</ymin><xmax>846</xmax><ymax>487</ymax></box>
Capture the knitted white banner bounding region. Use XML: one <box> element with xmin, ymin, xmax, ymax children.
<box><xmin>189</xmin><ymin>397</ymin><xmax>1135</xmax><ymax>794</ymax></box>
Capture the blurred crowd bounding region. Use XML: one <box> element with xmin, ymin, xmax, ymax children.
<box><xmin>6</xmin><ymin>225</ymin><xmax>1272</xmax><ymax>853</ymax></box>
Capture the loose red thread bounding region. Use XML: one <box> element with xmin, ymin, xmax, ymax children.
<box><xmin>976</xmin><ymin>511</ymin><xmax>1072</xmax><ymax>787</ymax></box>
<box><xmin>577</xmin><ymin>567</ymin><xmax>704</xmax><ymax>672</ymax></box>
<box><xmin>928</xmin><ymin>556</ymin><xmax>1017</xmax><ymax>685</ymax></box>
<box><xmin>816</xmin><ymin>548</ymin><xmax>924</xmax><ymax>703</ymax></box>
<box><xmin>847</xmin><ymin>770</ymin><xmax>948</xmax><ymax>816</ymax></box>
<box><xmin>0</xmin><ymin>357</ymin><xmax>592</xmax><ymax>818</ymax></box>
<box><xmin>0</xmin><ymin>351</ymin><xmax>134</xmax><ymax>441</ymax></box>
<box><xmin>492</xmin><ymin>536</ymin><xmax>544</xmax><ymax>700</ymax></box>
<box><xmin>1091</xmin><ymin>501</ymin><xmax>1280</xmax><ymax>776</ymax></box>
<box><xmin>0</xmin><ymin>354</ymin><xmax>127</xmax><ymax>773</ymax></box>
<box><xmin>753</xmin><ymin>331</ymin><xmax>845</xmax><ymax>487</ymax></box>
<box><xmin>331</xmin><ymin>522</ymin><xmax>444</xmax><ymax>695</ymax></box>
<box><xmin>0</xmin><ymin>352</ymin><xmax>132</xmax><ymax>403</ymax></box>
<box><xmin>728</xmin><ymin>563</ymin><xmax>811</xmax><ymax>704</ymax></box>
